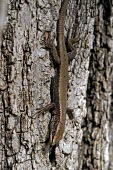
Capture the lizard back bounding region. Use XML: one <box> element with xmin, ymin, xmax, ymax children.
<box><xmin>51</xmin><ymin>0</ymin><xmax>69</xmax><ymax>146</ymax></box>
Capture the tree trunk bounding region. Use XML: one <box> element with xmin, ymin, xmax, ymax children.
<box><xmin>0</xmin><ymin>0</ymin><xmax>113</xmax><ymax>169</ymax></box>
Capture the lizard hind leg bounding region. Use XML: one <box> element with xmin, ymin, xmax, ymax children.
<box><xmin>30</xmin><ymin>103</ymin><xmax>55</xmax><ymax>119</ymax></box>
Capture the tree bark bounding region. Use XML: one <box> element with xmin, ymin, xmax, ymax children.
<box><xmin>0</xmin><ymin>0</ymin><xmax>113</xmax><ymax>169</ymax></box>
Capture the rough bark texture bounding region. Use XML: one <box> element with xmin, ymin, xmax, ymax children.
<box><xmin>0</xmin><ymin>0</ymin><xmax>113</xmax><ymax>170</ymax></box>
<box><xmin>0</xmin><ymin>0</ymin><xmax>7</xmax><ymax>47</ymax></box>
<box><xmin>81</xmin><ymin>1</ymin><xmax>112</xmax><ymax>170</ymax></box>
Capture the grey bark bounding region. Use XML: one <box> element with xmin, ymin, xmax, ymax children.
<box><xmin>0</xmin><ymin>0</ymin><xmax>113</xmax><ymax>170</ymax></box>
<box><xmin>0</xmin><ymin>0</ymin><xmax>7</xmax><ymax>47</ymax></box>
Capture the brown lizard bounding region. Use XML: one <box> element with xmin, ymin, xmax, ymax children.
<box><xmin>45</xmin><ymin>0</ymin><xmax>70</xmax><ymax>148</ymax></box>
<box><xmin>36</xmin><ymin>0</ymin><xmax>77</xmax><ymax>151</ymax></box>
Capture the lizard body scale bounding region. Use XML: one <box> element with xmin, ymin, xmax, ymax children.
<box><xmin>49</xmin><ymin>0</ymin><xmax>70</xmax><ymax>147</ymax></box>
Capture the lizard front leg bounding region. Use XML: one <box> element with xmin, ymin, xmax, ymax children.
<box><xmin>44</xmin><ymin>31</ymin><xmax>60</xmax><ymax>64</ymax></box>
<box><xmin>29</xmin><ymin>103</ymin><xmax>55</xmax><ymax>119</ymax></box>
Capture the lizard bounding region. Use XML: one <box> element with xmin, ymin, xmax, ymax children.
<box><xmin>35</xmin><ymin>0</ymin><xmax>77</xmax><ymax>151</ymax></box>
<box><xmin>44</xmin><ymin>0</ymin><xmax>70</xmax><ymax>148</ymax></box>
